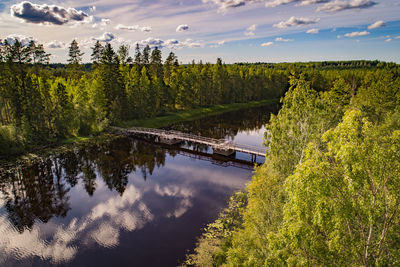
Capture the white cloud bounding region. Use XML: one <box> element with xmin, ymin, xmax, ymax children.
<box><xmin>265</xmin><ymin>0</ymin><xmax>298</xmax><ymax>8</ymax></box>
<box><xmin>136</xmin><ymin>37</ymin><xmax>203</xmax><ymax>49</ymax></box>
<box><xmin>93</xmin><ymin>32</ymin><xmax>115</xmax><ymax>42</ymax></box>
<box><xmin>141</xmin><ymin>26</ymin><xmax>152</xmax><ymax>32</ymax></box>
<box><xmin>344</xmin><ymin>30</ymin><xmax>370</xmax><ymax>37</ymax></box>
<box><xmin>306</xmin><ymin>28</ymin><xmax>319</xmax><ymax>34</ymax></box>
<box><xmin>11</xmin><ymin>1</ymin><xmax>91</xmax><ymax>25</ymax></box>
<box><xmin>317</xmin><ymin>0</ymin><xmax>377</xmax><ymax>12</ymax></box>
<box><xmin>101</xmin><ymin>18</ymin><xmax>111</xmax><ymax>25</ymax></box>
<box><xmin>367</xmin><ymin>20</ymin><xmax>385</xmax><ymax>29</ymax></box>
<box><xmin>46</xmin><ymin>40</ymin><xmax>66</xmax><ymax>49</ymax></box>
<box><xmin>385</xmin><ymin>38</ymin><xmax>392</xmax><ymax>42</ymax></box>
<box><xmin>395</xmin><ymin>36</ymin><xmax>400</xmax><ymax>39</ymax></box>
<box><xmin>261</xmin><ymin>41</ymin><xmax>274</xmax><ymax>46</ymax></box>
<box><xmin>273</xmin><ymin>16</ymin><xmax>319</xmax><ymax>28</ymax></box>
<box><xmin>203</xmin><ymin>0</ymin><xmax>329</xmax><ymax>9</ymax></box>
<box><xmin>176</xmin><ymin>24</ymin><xmax>189</xmax><ymax>32</ymax></box>
<box><xmin>245</xmin><ymin>24</ymin><xmax>257</xmax><ymax>36</ymax></box>
<box><xmin>275</xmin><ymin>37</ymin><xmax>293</xmax><ymax>41</ymax></box>
<box><xmin>115</xmin><ymin>24</ymin><xmax>151</xmax><ymax>32</ymax></box>
<box><xmin>202</xmin><ymin>0</ymin><xmax>253</xmax><ymax>11</ymax></box>
<box><xmin>297</xmin><ymin>0</ymin><xmax>329</xmax><ymax>6</ymax></box>
<box><xmin>210</xmin><ymin>40</ymin><xmax>227</xmax><ymax>48</ymax></box>
<box><xmin>4</xmin><ymin>34</ymin><xmax>36</xmax><ymax>46</ymax></box>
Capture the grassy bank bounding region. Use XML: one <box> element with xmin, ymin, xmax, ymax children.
<box><xmin>119</xmin><ymin>99</ymin><xmax>279</xmax><ymax>129</ymax></box>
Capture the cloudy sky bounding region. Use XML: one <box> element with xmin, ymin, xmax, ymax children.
<box><xmin>0</xmin><ymin>0</ymin><xmax>399</xmax><ymax>63</ymax></box>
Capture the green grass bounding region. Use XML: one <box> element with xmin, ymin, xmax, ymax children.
<box><xmin>61</xmin><ymin>136</ymin><xmax>91</xmax><ymax>144</ymax></box>
<box><xmin>119</xmin><ymin>99</ymin><xmax>279</xmax><ymax>129</ymax></box>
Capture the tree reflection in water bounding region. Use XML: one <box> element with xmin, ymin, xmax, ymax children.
<box><xmin>0</xmin><ymin>137</ymin><xmax>167</xmax><ymax>232</ymax></box>
<box><xmin>0</xmin><ymin>104</ymin><xmax>277</xmax><ymax>266</ymax></box>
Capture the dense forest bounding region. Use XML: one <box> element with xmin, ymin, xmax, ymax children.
<box><xmin>0</xmin><ymin>39</ymin><xmax>288</xmax><ymax>156</ymax></box>
<box><xmin>1</xmin><ymin>37</ymin><xmax>399</xmax><ymax>265</ymax></box>
<box><xmin>184</xmin><ymin>65</ymin><xmax>400</xmax><ymax>266</ymax></box>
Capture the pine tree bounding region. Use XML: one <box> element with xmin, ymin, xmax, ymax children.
<box><xmin>91</xmin><ymin>41</ymin><xmax>103</xmax><ymax>65</ymax></box>
<box><xmin>67</xmin><ymin>40</ymin><xmax>84</xmax><ymax>65</ymax></box>
<box><xmin>134</xmin><ymin>43</ymin><xmax>142</xmax><ymax>67</ymax></box>
<box><xmin>142</xmin><ymin>45</ymin><xmax>151</xmax><ymax>66</ymax></box>
<box><xmin>117</xmin><ymin>45</ymin><xmax>132</xmax><ymax>65</ymax></box>
<box><xmin>150</xmin><ymin>47</ymin><xmax>163</xmax><ymax>78</ymax></box>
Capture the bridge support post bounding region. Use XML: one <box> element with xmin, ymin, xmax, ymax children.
<box><xmin>159</xmin><ymin>137</ymin><xmax>182</xmax><ymax>145</ymax></box>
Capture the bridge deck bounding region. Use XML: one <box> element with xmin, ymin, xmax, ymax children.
<box><xmin>114</xmin><ymin>127</ymin><xmax>266</xmax><ymax>157</ymax></box>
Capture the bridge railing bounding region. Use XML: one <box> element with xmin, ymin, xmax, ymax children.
<box><xmin>114</xmin><ymin>126</ymin><xmax>266</xmax><ymax>156</ymax></box>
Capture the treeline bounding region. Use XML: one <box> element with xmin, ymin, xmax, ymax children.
<box><xmin>238</xmin><ymin>59</ymin><xmax>398</xmax><ymax>70</ymax></box>
<box><xmin>184</xmin><ymin>66</ymin><xmax>400</xmax><ymax>265</ymax></box>
<box><xmin>0</xmin><ymin>39</ymin><xmax>288</xmax><ymax>156</ymax></box>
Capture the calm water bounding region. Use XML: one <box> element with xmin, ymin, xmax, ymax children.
<box><xmin>0</xmin><ymin>104</ymin><xmax>277</xmax><ymax>267</ymax></box>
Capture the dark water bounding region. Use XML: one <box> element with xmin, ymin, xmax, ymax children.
<box><xmin>0</xmin><ymin>104</ymin><xmax>278</xmax><ymax>267</ymax></box>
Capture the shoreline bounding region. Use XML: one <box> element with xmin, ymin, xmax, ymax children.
<box><xmin>0</xmin><ymin>99</ymin><xmax>278</xmax><ymax>166</ymax></box>
<box><xmin>118</xmin><ymin>99</ymin><xmax>279</xmax><ymax>129</ymax></box>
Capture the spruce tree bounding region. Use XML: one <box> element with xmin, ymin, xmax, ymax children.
<box><xmin>91</xmin><ymin>41</ymin><xmax>103</xmax><ymax>65</ymax></box>
<box><xmin>67</xmin><ymin>40</ymin><xmax>84</xmax><ymax>65</ymax></box>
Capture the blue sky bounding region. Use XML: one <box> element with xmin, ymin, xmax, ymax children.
<box><xmin>0</xmin><ymin>0</ymin><xmax>399</xmax><ymax>63</ymax></box>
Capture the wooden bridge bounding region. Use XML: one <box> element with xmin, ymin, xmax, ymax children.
<box><xmin>113</xmin><ymin>127</ymin><xmax>266</xmax><ymax>157</ymax></box>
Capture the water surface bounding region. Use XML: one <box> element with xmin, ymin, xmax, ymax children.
<box><xmin>0</xmin><ymin>104</ymin><xmax>277</xmax><ymax>267</ymax></box>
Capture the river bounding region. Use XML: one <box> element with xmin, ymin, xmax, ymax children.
<box><xmin>0</xmin><ymin>104</ymin><xmax>278</xmax><ymax>267</ymax></box>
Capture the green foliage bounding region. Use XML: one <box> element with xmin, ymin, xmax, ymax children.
<box><xmin>187</xmin><ymin>67</ymin><xmax>400</xmax><ymax>266</ymax></box>
<box><xmin>0</xmin><ymin>125</ymin><xmax>24</xmax><ymax>155</ymax></box>
<box><xmin>182</xmin><ymin>192</ymin><xmax>248</xmax><ymax>267</ymax></box>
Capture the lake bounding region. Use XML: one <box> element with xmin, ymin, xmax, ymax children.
<box><xmin>0</xmin><ymin>104</ymin><xmax>277</xmax><ymax>267</ymax></box>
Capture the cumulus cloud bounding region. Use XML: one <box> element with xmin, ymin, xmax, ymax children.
<box><xmin>367</xmin><ymin>20</ymin><xmax>385</xmax><ymax>29</ymax></box>
<box><xmin>115</xmin><ymin>24</ymin><xmax>151</xmax><ymax>32</ymax></box>
<box><xmin>176</xmin><ymin>24</ymin><xmax>189</xmax><ymax>32</ymax></box>
<box><xmin>273</xmin><ymin>16</ymin><xmax>319</xmax><ymax>28</ymax></box>
<box><xmin>306</xmin><ymin>28</ymin><xmax>319</xmax><ymax>34</ymax></box>
<box><xmin>317</xmin><ymin>0</ymin><xmax>377</xmax><ymax>12</ymax></box>
<box><xmin>245</xmin><ymin>24</ymin><xmax>257</xmax><ymax>36</ymax></box>
<box><xmin>344</xmin><ymin>30</ymin><xmax>370</xmax><ymax>37</ymax></box>
<box><xmin>46</xmin><ymin>40</ymin><xmax>66</xmax><ymax>49</ymax></box>
<box><xmin>11</xmin><ymin>1</ymin><xmax>91</xmax><ymax>25</ymax></box>
<box><xmin>261</xmin><ymin>41</ymin><xmax>274</xmax><ymax>46</ymax></box>
<box><xmin>93</xmin><ymin>32</ymin><xmax>115</xmax><ymax>42</ymax></box>
<box><xmin>4</xmin><ymin>34</ymin><xmax>36</xmax><ymax>46</ymax></box>
<box><xmin>275</xmin><ymin>37</ymin><xmax>293</xmax><ymax>42</ymax></box>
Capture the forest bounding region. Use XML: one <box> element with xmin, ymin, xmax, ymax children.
<box><xmin>1</xmin><ymin>38</ymin><xmax>399</xmax><ymax>265</ymax></box>
<box><xmin>185</xmin><ymin>62</ymin><xmax>400</xmax><ymax>266</ymax></box>
<box><xmin>0</xmin><ymin>39</ymin><xmax>288</xmax><ymax>156</ymax></box>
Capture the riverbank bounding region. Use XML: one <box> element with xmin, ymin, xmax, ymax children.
<box><xmin>118</xmin><ymin>99</ymin><xmax>279</xmax><ymax>129</ymax></box>
<box><xmin>1</xmin><ymin>99</ymin><xmax>278</xmax><ymax>163</ymax></box>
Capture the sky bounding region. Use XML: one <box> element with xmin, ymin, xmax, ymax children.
<box><xmin>0</xmin><ymin>0</ymin><xmax>399</xmax><ymax>63</ymax></box>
